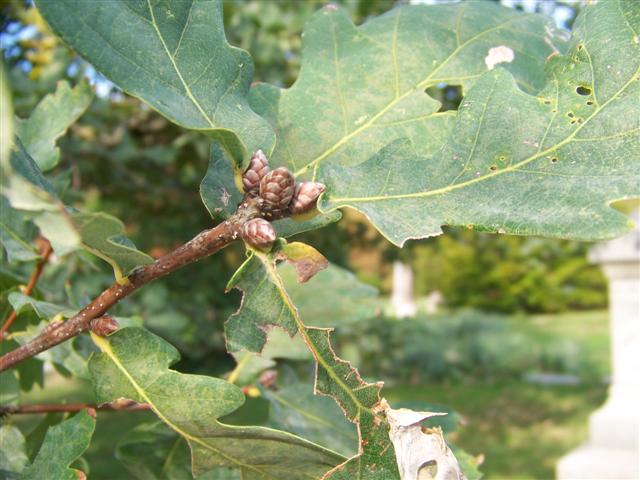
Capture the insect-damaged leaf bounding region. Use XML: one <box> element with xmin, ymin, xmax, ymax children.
<box><xmin>385</xmin><ymin>404</ymin><xmax>466</xmax><ymax>480</ymax></box>
<box><xmin>226</xmin><ymin>262</ymin><xmax>380</xmax><ymax>387</ymax></box>
<box><xmin>225</xmin><ymin>241</ymin><xmax>328</xmax><ymax>353</ymax></box>
<box><xmin>35</xmin><ymin>0</ymin><xmax>274</xmax><ymax>163</ymax></box>
<box><xmin>89</xmin><ymin>327</ymin><xmax>344</xmax><ymax>479</ymax></box>
<box><xmin>319</xmin><ymin>0</ymin><xmax>640</xmax><ymax>245</ymax></box>
<box><xmin>250</xmin><ymin>1</ymin><xmax>561</xmax><ymax>181</ymax></box>
<box><xmin>18</xmin><ymin>410</ymin><xmax>95</xmax><ymax>480</ymax></box>
<box><xmin>225</xmin><ymin>242</ymin><xmax>410</xmax><ymax>479</ymax></box>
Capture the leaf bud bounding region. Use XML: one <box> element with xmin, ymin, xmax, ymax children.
<box><xmin>242</xmin><ymin>218</ymin><xmax>276</xmax><ymax>250</ymax></box>
<box><xmin>259</xmin><ymin>167</ymin><xmax>295</xmax><ymax>215</ymax></box>
<box><xmin>289</xmin><ymin>182</ymin><xmax>326</xmax><ymax>214</ymax></box>
<box><xmin>242</xmin><ymin>150</ymin><xmax>270</xmax><ymax>196</ymax></box>
<box><xmin>90</xmin><ymin>315</ymin><xmax>119</xmax><ymax>336</ymax></box>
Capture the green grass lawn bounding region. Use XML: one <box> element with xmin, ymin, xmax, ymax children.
<box><xmin>9</xmin><ymin>310</ymin><xmax>610</xmax><ymax>479</ymax></box>
<box><xmin>513</xmin><ymin>310</ymin><xmax>611</xmax><ymax>374</ymax></box>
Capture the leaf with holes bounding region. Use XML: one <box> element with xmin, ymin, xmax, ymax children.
<box><xmin>18</xmin><ymin>410</ymin><xmax>95</xmax><ymax>480</ymax></box>
<box><xmin>225</xmin><ymin>241</ymin><xmax>401</xmax><ymax>479</ymax></box>
<box><xmin>227</xmin><ymin>262</ymin><xmax>379</xmax><ymax>385</ymax></box>
<box><xmin>89</xmin><ymin>327</ymin><xmax>344</xmax><ymax>479</ymax></box>
<box><xmin>250</xmin><ymin>2</ymin><xmax>561</xmax><ymax>182</ymax></box>
<box><xmin>15</xmin><ymin>80</ymin><xmax>93</xmax><ymax>172</ymax></box>
<box><xmin>319</xmin><ymin>0</ymin><xmax>640</xmax><ymax>245</ymax></box>
<box><xmin>225</xmin><ymin>241</ymin><xmax>328</xmax><ymax>353</ymax></box>
<box><xmin>35</xmin><ymin>0</ymin><xmax>274</xmax><ymax>162</ymax></box>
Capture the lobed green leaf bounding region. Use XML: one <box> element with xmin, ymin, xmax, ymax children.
<box><xmin>319</xmin><ymin>0</ymin><xmax>640</xmax><ymax>245</ymax></box>
<box><xmin>35</xmin><ymin>0</ymin><xmax>275</xmax><ymax>163</ymax></box>
<box><xmin>89</xmin><ymin>327</ymin><xmax>344</xmax><ymax>479</ymax></box>
<box><xmin>224</xmin><ymin>242</ymin><xmax>400</xmax><ymax>479</ymax></box>
<box><xmin>15</xmin><ymin>80</ymin><xmax>93</xmax><ymax>172</ymax></box>
<box><xmin>18</xmin><ymin>410</ymin><xmax>95</xmax><ymax>480</ymax></box>
<box><xmin>250</xmin><ymin>2</ymin><xmax>561</xmax><ymax>181</ymax></box>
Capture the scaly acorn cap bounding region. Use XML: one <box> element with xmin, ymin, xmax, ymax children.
<box><xmin>289</xmin><ymin>182</ymin><xmax>326</xmax><ymax>214</ymax></box>
<box><xmin>242</xmin><ymin>150</ymin><xmax>270</xmax><ymax>196</ymax></box>
<box><xmin>259</xmin><ymin>167</ymin><xmax>295</xmax><ymax>215</ymax></box>
<box><xmin>242</xmin><ymin>218</ymin><xmax>276</xmax><ymax>250</ymax></box>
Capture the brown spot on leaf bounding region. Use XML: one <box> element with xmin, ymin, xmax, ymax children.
<box><xmin>278</xmin><ymin>242</ymin><xmax>328</xmax><ymax>283</ymax></box>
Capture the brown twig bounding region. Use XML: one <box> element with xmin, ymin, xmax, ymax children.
<box><xmin>0</xmin><ymin>400</ymin><xmax>151</xmax><ymax>415</ymax></box>
<box><xmin>0</xmin><ymin>201</ymin><xmax>261</xmax><ymax>372</ymax></box>
<box><xmin>0</xmin><ymin>238</ymin><xmax>53</xmax><ymax>342</ymax></box>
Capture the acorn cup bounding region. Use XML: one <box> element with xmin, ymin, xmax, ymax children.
<box><xmin>242</xmin><ymin>150</ymin><xmax>270</xmax><ymax>196</ymax></box>
<box><xmin>259</xmin><ymin>167</ymin><xmax>295</xmax><ymax>216</ymax></box>
<box><xmin>289</xmin><ymin>181</ymin><xmax>326</xmax><ymax>214</ymax></box>
<box><xmin>242</xmin><ymin>218</ymin><xmax>276</xmax><ymax>250</ymax></box>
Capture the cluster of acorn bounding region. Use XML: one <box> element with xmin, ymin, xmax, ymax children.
<box><xmin>240</xmin><ymin>150</ymin><xmax>325</xmax><ymax>250</ymax></box>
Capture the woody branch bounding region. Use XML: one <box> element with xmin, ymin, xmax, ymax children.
<box><xmin>0</xmin><ymin>151</ymin><xmax>324</xmax><ymax>372</ymax></box>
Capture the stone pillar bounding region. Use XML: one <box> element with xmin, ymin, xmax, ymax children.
<box><xmin>557</xmin><ymin>212</ymin><xmax>640</xmax><ymax>480</ymax></box>
<box><xmin>391</xmin><ymin>261</ymin><xmax>417</xmax><ymax>318</ymax></box>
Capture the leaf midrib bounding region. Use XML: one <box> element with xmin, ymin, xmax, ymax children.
<box><xmin>327</xmin><ymin>64</ymin><xmax>640</xmax><ymax>204</ymax></box>
<box><xmin>258</xmin><ymin>253</ymin><xmax>373</xmax><ymax>419</ymax></box>
<box><xmin>146</xmin><ymin>0</ymin><xmax>216</xmax><ymax>129</ymax></box>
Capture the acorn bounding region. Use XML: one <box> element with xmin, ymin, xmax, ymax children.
<box><xmin>289</xmin><ymin>182</ymin><xmax>326</xmax><ymax>214</ymax></box>
<box><xmin>259</xmin><ymin>167</ymin><xmax>295</xmax><ymax>216</ymax></box>
<box><xmin>242</xmin><ymin>218</ymin><xmax>276</xmax><ymax>250</ymax></box>
<box><xmin>242</xmin><ymin>150</ymin><xmax>270</xmax><ymax>196</ymax></box>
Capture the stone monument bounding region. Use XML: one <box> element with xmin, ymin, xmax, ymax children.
<box><xmin>391</xmin><ymin>261</ymin><xmax>417</xmax><ymax>318</ymax></box>
<box><xmin>557</xmin><ymin>211</ymin><xmax>640</xmax><ymax>479</ymax></box>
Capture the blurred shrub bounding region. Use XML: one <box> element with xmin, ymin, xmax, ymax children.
<box><xmin>336</xmin><ymin>311</ymin><xmax>602</xmax><ymax>384</ymax></box>
<box><xmin>410</xmin><ymin>230</ymin><xmax>607</xmax><ymax>313</ymax></box>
